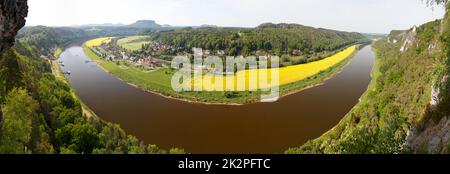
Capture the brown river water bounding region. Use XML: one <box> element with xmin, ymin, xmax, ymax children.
<box><xmin>60</xmin><ymin>45</ymin><xmax>375</xmax><ymax>154</ymax></box>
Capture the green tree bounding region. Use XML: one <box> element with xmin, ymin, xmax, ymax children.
<box><xmin>0</xmin><ymin>49</ymin><xmax>22</xmax><ymax>93</ymax></box>
<box><xmin>56</xmin><ymin>123</ymin><xmax>100</xmax><ymax>154</ymax></box>
<box><xmin>0</xmin><ymin>88</ymin><xmax>39</xmax><ymax>154</ymax></box>
<box><xmin>71</xmin><ymin>124</ymin><xmax>100</xmax><ymax>154</ymax></box>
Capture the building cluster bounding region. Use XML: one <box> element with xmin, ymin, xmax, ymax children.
<box><xmin>90</xmin><ymin>42</ymin><xmax>168</xmax><ymax>70</ymax></box>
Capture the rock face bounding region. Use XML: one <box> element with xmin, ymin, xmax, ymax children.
<box><xmin>0</xmin><ymin>0</ymin><xmax>28</xmax><ymax>53</ymax></box>
<box><xmin>409</xmin><ymin>116</ymin><xmax>450</xmax><ymax>154</ymax></box>
<box><xmin>400</xmin><ymin>26</ymin><xmax>417</xmax><ymax>53</ymax></box>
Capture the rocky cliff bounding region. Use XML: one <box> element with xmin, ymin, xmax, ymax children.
<box><xmin>0</xmin><ymin>0</ymin><xmax>28</xmax><ymax>53</ymax></box>
<box><xmin>288</xmin><ymin>7</ymin><xmax>449</xmax><ymax>154</ymax></box>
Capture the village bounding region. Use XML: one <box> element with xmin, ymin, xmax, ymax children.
<box><xmin>87</xmin><ymin>39</ymin><xmax>236</xmax><ymax>72</ymax></box>
<box><xmin>88</xmin><ymin>40</ymin><xmax>172</xmax><ymax>70</ymax></box>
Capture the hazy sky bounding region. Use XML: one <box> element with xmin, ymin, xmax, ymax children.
<box><xmin>27</xmin><ymin>0</ymin><xmax>445</xmax><ymax>33</ymax></box>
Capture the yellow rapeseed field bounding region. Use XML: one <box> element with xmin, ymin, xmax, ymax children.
<box><xmin>85</xmin><ymin>37</ymin><xmax>113</xmax><ymax>47</ymax></box>
<box><xmin>192</xmin><ymin>45</ymin><xmax>357</xmax><ymax>91</ymax></box>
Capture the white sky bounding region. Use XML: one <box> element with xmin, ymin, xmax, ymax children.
<box><xmin>27</xmin><ymin>0</ymin><xmax>445</xmax><ymax>33</ymax></box>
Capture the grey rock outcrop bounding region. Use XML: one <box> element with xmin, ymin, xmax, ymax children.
<box><xmin>0</xmin><ymin>0</ymin><xmax>28</xmax><ymax>53</ymax></box>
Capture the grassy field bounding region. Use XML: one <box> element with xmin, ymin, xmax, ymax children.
<box><xmin>84</xmin><ymin>38</ymin><xmax>357</xmax><ymax>104</ymax></box>
<box><xmin>117</xmin><ymin>36</ymin><xmax>152</xmax><ymax>51</ymax></box>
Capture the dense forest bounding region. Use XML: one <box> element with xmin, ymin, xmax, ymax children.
<box><xmin>146</xmin><ymin>23</ymin><xmax>369</xmax><ymax>56</ymax></box>
<box><xmin>0</xmin><ymin>27</ymin><xmax>186</xmax><ymax>154</ymax></box>
<box><xmin>15</xmin><ymin>24</ymin><xmax>158</xmax><ymax>59</ymax></box>
<box><xmin>16</xmin><ymin>26</ymin><xmax>89</xmax><ymax>58</ymax></box>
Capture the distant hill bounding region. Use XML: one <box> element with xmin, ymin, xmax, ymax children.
<box><xmin>128</xmin><ymin>20</ymin><xmax>162</xmax><ymax>29</ymax></box>
<box><xmin>257</xmin><ymin>23</ymin><xmax>309</xmax><ymax>29</ymax></box>
<box><xmin>16</xmin><ymin>24</ymin><xmax>144</xmax><ymax>56</ymax></box>
<box><xmin>362</xmin><ymin>33</ymin><xmax>388</xmax><ymax>40</ymax></box>
<box><xmin>16</xmin><ymin>26</ymin><xmax>89</xmax><ymax>56</ymax></box>
<box><xmin>75</xmin><ymin>19</ymin><xmax>164</xmax><ymax>29</ymax></box>
<box><xmin>149</xmin><ymin>22</ymin><xmax>369</xmax><ymax>56</ymax></box>
<box><xmin>78</xmin><ymin>23</ymin><xmax>126</xmax><ymax>27</ymax></box>
<box><xmin>197</xmin><ymin>24</ymin><xmax>219</xmax><ymax>28</ymax></box>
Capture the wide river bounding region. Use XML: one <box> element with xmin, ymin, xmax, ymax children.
<box><xmin>60</xmin><ymin>45</ymin><xmax>375</xmax><ymax>154</ymax></box>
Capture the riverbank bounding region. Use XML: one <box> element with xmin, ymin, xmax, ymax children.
<box><xmin>50</xmin><ymin>59</ymin><xmax>98</xmax><ymax>119</ymax></box>
<box><xmin>286</xmin><ymin>46</ymin><xmax>379</xmax><ymax>154</ymax></box>
<box><xmin>82</xmin><ymin>43</ymin><xmax>359</xmax><ymax>105</ymax></box>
